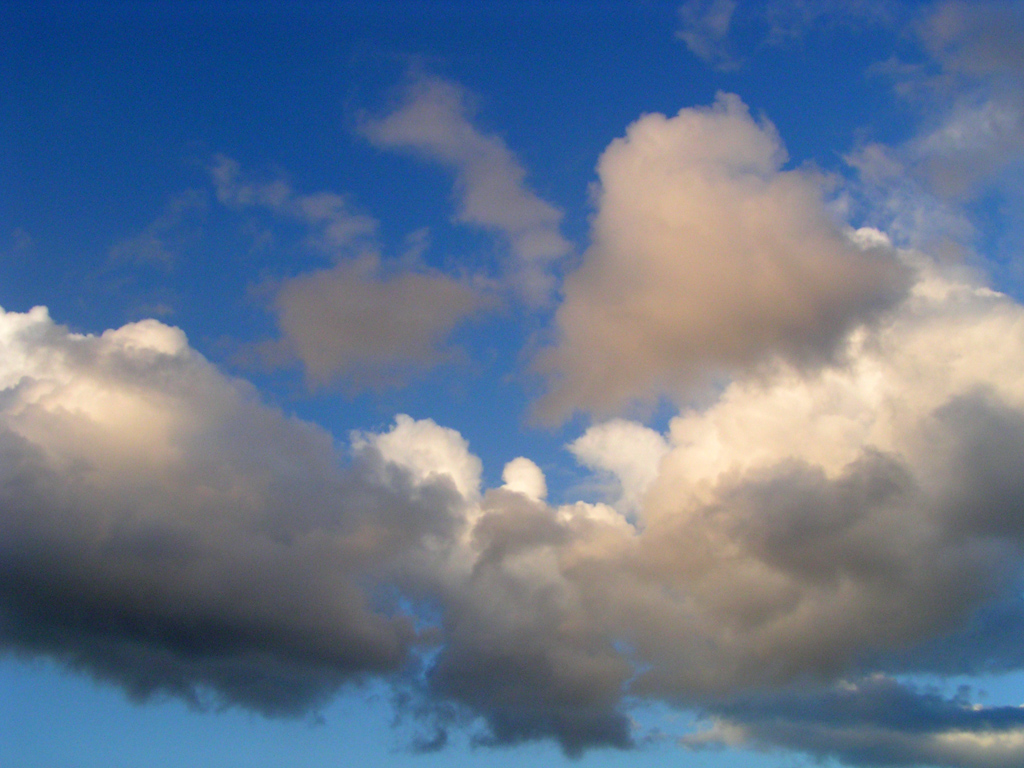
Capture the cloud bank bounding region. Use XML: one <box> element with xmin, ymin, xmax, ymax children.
<box><xmin>8</xmin><ymin>38</ymin><xmax>1024</xmax><ymax>766</ymax></box>
<box><xmin>5</xmin><ymin>239</ymin><xmax>1024</xmax><ymax>763</ymax></box>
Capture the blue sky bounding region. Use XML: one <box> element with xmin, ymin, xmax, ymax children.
<box><xmin>4</xmin><ymin>2</ymin><xmax>1024</xmax><ymax>767</ymax></box>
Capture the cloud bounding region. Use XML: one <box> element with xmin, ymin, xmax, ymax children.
<box><xmin>567</xmin><ymin>419</ymin><xmax>668</xmax><ymax>515</ymax></box>
<box><xmin>211</xmin><ymin>154</ymin><xmax>378</xmax><ymax>255</ymax></box>
<box><xmin>910</xmin><ymin>1</ymin><xmax>1024</xmax><ymax>200</ymax></box>
<box><xmin>676</xmin><ymin>1</ymin><xmax>895</xmax><ymax>69</ymax></box>
<box><xmin>352</xmin><ymin>413</ymin><xmax>483</xmax><ymax>503</ymax></box>
<box><xmin>392</xmin><ymin>253</ymin><xmax>1024</xmax><ymax>760</ymax></box>
<box><xmin>108</xmin><ymin>189</ymin><xmax>207</xmax><ymax>266</ymax></box>
<box><xmin>0</xmin><ymin>305</ymin><xmax>454</xmax><ymax>715</ymax></box>
<box><xmin>760</xmin><ymin>0</ymin><xmax>895</xmax><ymax>43</ymax></box>
<box><xmin>210</xmin><ymin>157</ymin><xmax>492</xmax><ymax>389</ymax></box>
<box><xmin>676</xmin><ymin>0</ymin><xmax>741</xmax><ymax>70</ymax></box>
<box><xmin>361</xmin><ymin>75</ymin><xmax>572</xmax><ymax>305</ymax></box>
<box><xmin>500</xmin><ymin>457</ymin><xmax>547</xmax><ymax>502</ymax></box>
<box><xmin>847</xmin><ymin>2</ymin><xmax>1024</xmax><ymax>261</ymax></box>
<box><xmin>687</xmin><ymin>677</ymin><xmax>1024</xmax><ymax>768</ymax></box>
<box><xmin>270</xmin><ymin>255</ymin><xmax>490</xmax><ymax>389</ymax></box>
<box><xmin>7</xmin><ymin>242</ymin><xmax>1024</xmax><ymax>762</ymax></box>
<box><xmin>537</xmin><ymin>93</ymin><xmax>910</xmax><ymax>420</ymax></box>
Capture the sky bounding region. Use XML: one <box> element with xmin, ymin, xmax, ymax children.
<box><xmin>3</xmin><ymin>1</ymin><xmax>1024</xmax><ymax>767</ymax></box>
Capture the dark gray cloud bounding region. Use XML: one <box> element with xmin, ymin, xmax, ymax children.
<box><xmin>0</xmin><ymin>309</ymin><xmax>454</xmax><ymax>716</ymax></box>
<box><xmin>693</xmin><ymin>677</ymin><xmax>1024</xmax><ymax>767</ymax></box>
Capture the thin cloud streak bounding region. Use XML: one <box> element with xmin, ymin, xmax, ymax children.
<box><xmin>361</xmin><ymin>75</ymin><xmax>572</xmax><ymax>306</ymax></box>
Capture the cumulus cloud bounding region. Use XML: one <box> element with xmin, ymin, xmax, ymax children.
<box><xmin>500</xmin><ymin>457</ymin><xmax>547</xmax><ymax>502</ymax></box>
<box><xmin>6</xmin><ymin>240</ymin><xmax>1024</xmax><ymax>763</ymax></box>
<box><xmin>568</xmin><ymin>419</ymin><xmax>668</xmax><ymax>515</ymax></box>
<box><xmin>361</xmin><ymin>75</ymin><xmax>572</xmax><ymax>304</ymax></box>
<box><xmin>538</xmin><ymin>93</ymin><xmax>910</xmax><ymax>420</ymax></box>
<box><xmin>271</xmin><ymin>255</ymin><xmax>490</xmax><ymax>389</ymax></box>
<box><xmin>0</xmin><ymin>305</ymin><xmax>463</xmax><ymax>715</ymax></box>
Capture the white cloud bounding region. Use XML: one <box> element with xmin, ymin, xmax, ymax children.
<box><xmin>538</xmin><ymin>93</ymin><xmax>910</xmax><ymax>420</ymax></box>
<box><xmin>361</xmin><ymin>75</ymin><xmax>571</xmax><ymax>305</ymax></box>
<box><xmin>568</xmin><ymin>419</ymin><xmax>668</xmax><ymax>515</ymax></box>
<box><xmin>500</xmin><ymin>457</ymin><xmax>547</xmax><ymax>502</ymax></box>
<box><xmin>353</xmin><ymin>413</ymin><xmax>483</xmax><ymax>503</ymax></box>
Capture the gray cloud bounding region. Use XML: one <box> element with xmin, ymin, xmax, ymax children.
<box><xmin>271</xmin><ymin>255</ymin><xmax>491</xmax><ymax>389</ymax></box>
<box><xmin>210</xmin><ymin>156</ymin><xmax>493</xmax><ymax>389</ymax></box>
<box><xmin>6</xmin><ymin>244</ymin><xmax>1024</xmax><ymax>764</ymax></box>
<box><xmin>690</xmin><ymin>677</ymin><xmax>1024</xmax><ymax>767</ymax></box>
<box><xmin>0</xmin><ymin>307</ymin><xmax>455</xmax><ymax>715</ymax></box>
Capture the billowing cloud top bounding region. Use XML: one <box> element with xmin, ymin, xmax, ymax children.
<box><xmin>6</xmin><ymin>235</ymin><xmax>1024</xmax><ymax>763</ymax></box>
<box><xmin>538</xmin><ymin>94</ymin><xmax>911</xmax><ymax>420</ymax></box>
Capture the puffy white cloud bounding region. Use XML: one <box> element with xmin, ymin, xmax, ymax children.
<box><xmin>568</xmin><ymin>419</ymin><xmax>668</xmax><ymax>515</ymax></box>
<box><xmin>361</xmin><ymin>75</ymin><xmax>571</xmax><ymax>305</ymax></box>
<box><xmin>500</xmin><ymin>457</ymin><xmax>547</xmax><ymax>501</ymax></box>
<box><xmin>353</xmin><ymin>413</ymin><xmax>482</xmax><ymax>503</ymax></box>
<box><xmin>538</xmin><ymin>94</ymin><xmax>910</xmax><ymax>420</ymax></box>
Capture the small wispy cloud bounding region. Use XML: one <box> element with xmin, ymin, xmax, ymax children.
<box><xmin>211</xmin><ymin>154</ymin><xmax>378</xmax><ymax>255</ymax></box>
<box><xmin>108</xmin><ymin>188</ymin><xmax>207</xmax><ymax>266</ymax></box>
<box><xmin>360</xmin><ymin>74</ymin><xmax>572</xmax><ymax>306</ymax></box>
<box><xmin>676</xmin><ymin>0</ymin><xmax>741</xmax><ymax>71</ymax></box>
